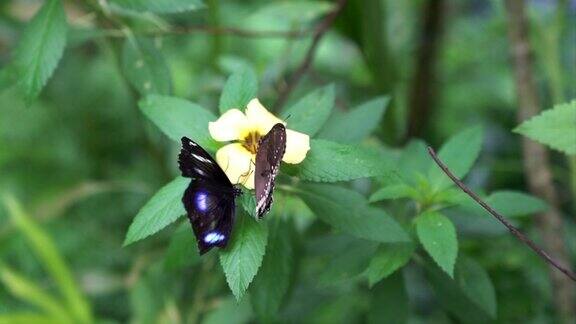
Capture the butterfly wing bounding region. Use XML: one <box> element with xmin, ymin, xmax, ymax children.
<box><xmin>182</xmin><ymin>180</ymin><xmax>235</xmax><ymax>254</ymax></box>
<box><xmin>255</xmin><ymin>123</ymin><xmax>287</xmax><ymax>218</ymax></box>
<box><xmin>178</xmin><ymin>137</ymin><xmax>231</xmax><ymax>185</ymax></box>
<box><xmin>179</xmin><ymin>137</ymin><xmax>238</xmax><ymax>254</ymax></box>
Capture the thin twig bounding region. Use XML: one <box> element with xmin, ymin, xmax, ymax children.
<box><xmin>427</xmin><ymin>147</ymin><xmax>576</xmax><ymax>282</ymax></box>
<box><xmin>274</xmin><ymin>0</ymin><xmax>349</xmax><ymax>110</ymax></box>
<box><xmin>101</xmin><ymin>26</ymin><xmax>311</xmax><ymax>39</ymax></box>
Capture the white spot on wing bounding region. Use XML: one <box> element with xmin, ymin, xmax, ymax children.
<box><xmin>192</xmin><ymin>153</ymin><xmax>213</xmax><ymax>164</ymax></box>
<box><xmin>204</xmin><ymin>231</ymin><xmax>225</xmax><ymax>244</ymax></box>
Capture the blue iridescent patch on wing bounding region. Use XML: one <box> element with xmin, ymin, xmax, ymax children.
<box><xmin>204</xmin><ymin>231</ymin><xmax>226</xmax><ymax>244</ymax></box>
<box><xmin>196</xmin><ymin>191</ymin><xmax>208</xmax><ymax>212</ymax></box>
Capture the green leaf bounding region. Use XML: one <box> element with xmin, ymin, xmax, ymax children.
<box><xmin>164</xmin><ymin>222</ymin><xmax>200</xmax><ymax>270</ymax></box>
<box><xmin>139</xmin><ymin>95</ymin><xmax>217</xmax><ymax>148</ymax></box>
<box><xmin>0</xmin><ymin>266</ymin><xmax>71</xmax><ymax>322</ymax></box>
<box><xmin>282</xmin><ymin>85</ymin><xmax>335</xmax><ymax>136</ymax></box>
<box><xmin>239</xmin><ymin>189</ymin><xmax>257</xmax><ymax>219</ymax></box>
<box><xmin>318</xmin><ymin>96</ymin><xmax>389</xmax><ymax>143</ymax></box>
<box><xmin>369</xmin><ymin>183</ymin><xmax>417</xmax><ymax>202</ymax></box>
<box><xmin>3</xmin><ymin>196</ymin><xmax>92</xmax><ymax>323</ymax></box>
<box><xmin>122</xmin><ymin>37</ymin><xmax>172</xmax><ymax>95</ymax></box>
<box><xmin>124</xmin><ymin>177</ymin><xmax>188</xmax><ymax>246</ymax></box>
<box><xmin>398</xmin><ymin>139</ymin><xmax>431</xmax><ymax>184</ymax></box>
<box><xmin>425</xmin><ymin>256</ymin><xmax>496</xmax><ymax>322</ymax></box>
<box><xmin>428</xmin><ymin>126</ymin><xmax>483</xmax><ymax>190</ymax></box>
<box><xmin>220</xmin><ymin>214</ymin><xmax>268</xmax><ymax>301</ymax></box>
<box><xmin>515</xmin><ymin>100</ymin><xmax>576</xmax><ymax>155</ymax></box>
<box><xmin>368</xmin><ymin>272</ymin><xmax>409</xmax><ymax>324</ymax></box>
<box><xmin>416</xmin><ymin>211</ymin><xmax>458</xmax><ymax>277</ymax></box>
<box><xmin>0</xmin><ymin>314</ymin><xmax>60</xmax><ymax>324</ymax></box>
<box><xmin>251</xmin><ymin>218</ymin><xmax>293</xmax><ymax>322</ymax></box>
<box><xmin>365</xmin><ymin>243</ymin><xmax>415</xmax><ymax>287</ymax></box>
<box><xmin>319</xmin><ymin>240</ymin><xmax>378</xmax><ymax>286</ymax></box>
<box><xmin>219</xmin><ymin>65</ymin><xmax>258</xmax><ymax>114</ymax></box>
<box><xmin>110</xmin><ymin>0</ymin><xmax>205</xmax><ymax>13</ymax></box>
<box><xmin>13</xmin><ymin>0</ymin><xmax>67</xmax><ymax>104</ymax></box>
<box><xmin>295</xmin><ymin>139</ymin><xmax>395</xmax><ymax>182</ymax></box>
<box><xmin>486</xmin><ymin>190</ymin><xmax>548</xmax><ymax>217</ymax></box>
<box><xmin>295</xmin><ymin>184</ymin><xmax>410</xmax><ymax>243</ymax></box>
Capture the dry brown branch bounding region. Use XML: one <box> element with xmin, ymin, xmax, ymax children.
<box><xmin>273</xmin><ymin>0</ymin><xmax>349</xmax><ymax>110</ymax></box>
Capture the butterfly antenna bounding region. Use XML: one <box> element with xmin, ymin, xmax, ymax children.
<box><xmin>236</xmin><ymin>159</ymin><xmax>254</xmax><ymax>186</ymax></box>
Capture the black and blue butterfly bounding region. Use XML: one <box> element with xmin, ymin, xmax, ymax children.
<box><xmin>178</xmin><ymin>123</ymin><xmax>286</xmax><ymax>254</ymax></box>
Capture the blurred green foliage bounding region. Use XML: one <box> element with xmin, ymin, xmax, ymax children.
<box><xmin>0</xmin><ymin>0</ymin><xmax>574</xmax><ymax>323</ymax></box>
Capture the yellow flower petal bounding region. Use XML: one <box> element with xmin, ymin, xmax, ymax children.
<box><xmin>208</xmin><ymin>109</ymin><xmax>249</xmax><ymax>142</ymax></box>
<box><xmin>283</xmin><ymin>129</ymin><xmax>310</xmax><ymax>164</ymax></box>
<box><xmin>245</xmin><ymin>98</ymin><xmax>285</xmax><ymax>135</ymax></box>
<box><xmin>215</xmin><ymin>143</ymin><xmax>255</xmax><ymax>189</ymax></box>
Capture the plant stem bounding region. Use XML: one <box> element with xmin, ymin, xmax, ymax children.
<box><xmin>428</xmin><ymin>147</ymin><xmax>576</xmax><ymax>282</ymax></box>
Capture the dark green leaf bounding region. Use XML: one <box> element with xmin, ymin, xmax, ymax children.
<box><xmin>164</xmin><ymin>222</ymin><xmax>200</xmax><ymax>270</ymax></box>
<box><xmin>219</xmin><ymin>65</ymin><xmax>258</xmax><ymax>114</ymax></box>
<box><xmin>318</xmin><ymin>96</ymin><xmax>389</xmax><ymax>143</ymax></box>
<box><xmin>251</xmin><ymin>218</ymin><xmax>293</xmax><ymax>322</ymax></box>
<box><xmin>110</xmin><ymin>0</ymin><xmax>205</xmax><ymax>13</ymax></box>
<box><xmin>122</xmin><ymin>37</ymin><xmax>172</xmax><ymax>95</ymax></box>
<box><xmin>487</xmin><ymin>190</ymin><xmax>548</xmax><ymax>217</ymax></box>
<box><xmin>365</xmin><ymin>243</ymin><xmax>415</xmax><ymax>287</ymax></box>
<box><xmin>368</xmin><ymin>272</ymin><xmax>409</xmax><ymax>324</ymax></box>
<box><xmin>319</xmin><ymin>240</ymin><xmax>377</xmax><ymax>286</ymax></box>
<box><xmin>425</xmin><ymin>256</ymin><xmax>496</xmax><ymax>322</ymax></box>
<box><xmin>124</xmin><ymin>177</ymin><xmax>188</xmax><ymax>246</ymax></box>
<box><xmin>13</xmin><ymin>0</ymin><xmax>67</xmax><ymax>104</ymax></box>
<box><xmin>295</xmin><ymin>139</ymin><xmax>395</xmax><ymax>182</ymax></box>
<box><xmin>295</xmin><ymin>184</ymin><xmax>410</xmax><ymax>243</ymax></box>
<box><xmin>416</xmin><ymin>211</ymin><xmax>458</xmax><ymax>277</ymax></box>
<box><xmin>220</xmin><ymin>214</ymin><xmax>268</xmax><ymax>301</ymax></box>
<box><xmin>515</xmin><ymin>100</ymin><xmax>576</xmax><ymax>155</ymax></box>
<box><xmin>282</xmin><ymin>85</ymin><xmax>335</xmax><ymax>136</ymax></box>
<box><xmin>139</xmin><ymin>95</ymin><xmax>217</xmax><ymax>149</ymax></box>
<box><xmin>428</xmin><ymin>126</ymin><xmax>483</xmax><ymax>190</ymax></box>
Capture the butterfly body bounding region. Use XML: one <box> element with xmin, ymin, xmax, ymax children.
<box><xmin>255</xmin><ymin>123</ymin><xmax>287</xmax><ymax>218</ymax></box>
<box><xmin>179</xmin><ymin>137</ymin><xmax>242</xmax><ymax>254</ymax></box>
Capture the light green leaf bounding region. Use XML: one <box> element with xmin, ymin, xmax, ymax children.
<box><xmin>282</xmin><ymin>85</ymin><xmax>335</xmax><ymax>136</ymax></box>
<box><xmin>365</xmin><ymin>243</ymin><xmax>415</xmax><ymax>287</ymax></box>
<box><xmin>124</xmin><ymin>177</ymin><xmax>188</xmax><ymax>246</ymax></box>
<box><xmin>416</xmin><ymin>211</ymin><xmax>458</xmax><ymax>277</ymax></box>
<box><xmin>219</xmin><ymin>65</ymin><xmax>258</xmax><ymax>114</ymax></box>
<box><xmin>13</xmin><ymin>0</ymin><xmax>67</xmax><ymax>104</ymax></box>
<box><xmin>122</xmin><ymin>37</ymin><xmax>172</xmax><ymax>95</ymax></box>
<box><xmin>368</xmin><ymin>272</ymin><xmax>409</xmax><ymax>324</ymax></box>
<box><xmin>429</xmin><ymin>126</ymin><xmax>483</xmax><ymax>190</ymax></box>
<box><xmin>251</xmin><ymin>218</ymin><xmax>293</xmax><ymax>322</ymax></box>
<box><xmin>295</xmin><ymin>184</ymin><xmax>410</xmax><ymax>243</ymax></box>
<box><xmin>0</xmin><ymin>266</ymin><xmax>71</xmax><ymax>322</ymax></box>
<box><xmin>220</xmin><ymin>214</ymin><xmax>268</xmax><ymax>301</ymax></box>
<box><xmin>425</xmin><ymin>256</ymin><xmax>496</xmax><ymax>322</ymax></box>
<box><xmin>318</xmin><ymin>96</ymin><xmax>389</xmax><ymax>143</ymax></box>
<box><xmin>369</xmin><ymin>183</ymin><xmax>417</xmax><ymax>202</ymax></box>
<box><xmin>164</xmin><ymin>222</ymin><xmax>200</xmax><ymax>270</ymax></box>
<box><xmin>295</xmin><ymin>139</ymin><xmax>395</xmax><ymax>182</ymax></box>
<box><xmin>515</xmin><ymin>100</ymin><xmax>576</xmax><ymax>155</ymax></box>
<box><xmin>139</xmin><ymin>95</ymin><xmax>217</xmax><ymax>149</ymax></box>
<box><xmin>110</xmin><ymin>0</ymin><xmax>205</xmax><ymax>13</ymax></box>
<box><xmin>3</xmin><ymin>196</ymin><xmax>92</xmax><ymax>323</ymax></box>
<box><xmin>487</xmin><ymin>190</ymin><xmax>548</xmax><ymax>217</ymax></box>
<box><xmin>239</xmin><ymin>189</ymin><xmax>257</xmax><ymax>219</ymax></box>
<box><xmin>398</xmin><ymin>139</ymin><xmax>431</xmax><ymax>184</ymax></box>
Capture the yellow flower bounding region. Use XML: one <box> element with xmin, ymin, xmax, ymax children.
<box><xmin>208</xmin><ymin>98</ymin><xmax>310</xmax><ymax>189</ymax></box>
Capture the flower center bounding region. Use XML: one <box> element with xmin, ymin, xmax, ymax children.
<box><xmin>241</xmin><ymin>131</ymin><xmax>261</xmax><ymax>154</ymax></box>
